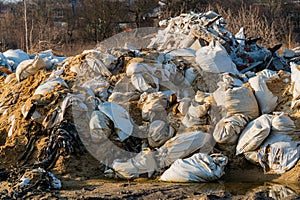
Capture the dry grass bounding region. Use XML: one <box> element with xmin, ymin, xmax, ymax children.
<box><xmin>213</xmin><ymin>4</ymin><xmax>299</xmax><ymax>50</ymax></box>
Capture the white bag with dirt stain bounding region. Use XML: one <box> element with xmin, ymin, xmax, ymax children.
<box><xmin>213</xmin><ymin>114</ymin><xmax>248</xmax><ymax>145</ymax></box>
<box><xmin>196</xmin><ymin>41</ymin><xmax>239</xmax><ymax>74</ymax></box>
<box><xmin>224</xmin><ymin>86</ymin><xmax>259</xmax><ymax>120</ymax></box>
<box><xmin>181</xmin><ymin>100</ymin><xmax>210</xmax><ymax>127</ymax></box>
<box><xmin>257</xmin><ymin>113</ymin><xmax>300</xmax><ymax>174</ymax></box>
<box><xmin>157</xmin><ymin>131</ymin><xmax>214</xmax><ymax>168</ymax></box>
<box><xmin>236</xmin><ymin>114</ymin><xmax>272</xmax><ymax>155</ymax></box>
<box><xmin>247</xmin><ymin>113</ymin><xmax>298</xmax><ymax>174</ymax></box>
<box><xmin>258</xmin><ymin>132</ymin><xmax>299</xmax><ymax>174</ymax></box>
<box><xmin>160</xmin><ymin>153</ymin><xmax>228</xmax><ymax>182</ymax></box>
<box><xmin>139</xmin><ymin>92</ymin><xmax>168</xmax><ymax>122</ymax></box>
<box><xmin>16</xmin><ymin>54</ymin><xmax>47</xmax><ymax>82</ymax></box>
<box><xmin>290</xmin><ymin>63</ymin><xmax>300</xmax><ymax>109</ymax></box>
<box><xmin>112</xmin><ymin>148</ymin><xmax>158</xmax><ymax>179</ymax></box>
<box><xmin>249</xmin><ymin>74</ymin><xmax>278</xmax><ymax>114</ymax></box>
<box><xmin>148</xmin><ymin>120</ymin><xmax>175</xmax><ymax>148</ymax></box>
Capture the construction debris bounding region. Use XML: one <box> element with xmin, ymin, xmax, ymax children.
<box><xmin>0</xmin><ymin>10</ymin><xmax>300</xmax><ymax>198</ymax></box>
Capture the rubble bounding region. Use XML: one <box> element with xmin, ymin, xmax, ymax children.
<box><xmin>0</xmin><ymin>9</ymin><xmax>299</xmax><ymax>197</ymax></box>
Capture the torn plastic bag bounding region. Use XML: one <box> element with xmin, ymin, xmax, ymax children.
<box><xmin>258</xmin><ymin>69</ymin><xmax>277</xmax><ymax>79</ymax></box>
<box><xmin>213</xmin><ymin>114</ymin><xmax>248</xmax><ymax>145</ymax></box>
<box><xmin>236</xmin><ymin>114</ymin><xmax>272</xmax><ymax>155</ymax></box>
<box><xmin>249</xmin><ymin>75</ymin><xmax>278</xmax><ymax>114</ymax></box>
<box><xmin>249</xmin><ymin>113</ymin><xmax>298</xmax><ymax>174</ymax></box>
<box><xmin>157</xmin><ymin>131</ymin><xmax>214</xmax><ymax>168</ymax></box>
<box><xmin>196</xmin><ymin>41</ymin><xmax>239</xmax><ymax>74</ymax></box>
<box><xmin>131</xmin><ymin>73</ymin><xmax>159</xmax><ymax>93</ymax></box>
<box><xmin>224</xmin><ymin>86</ymin><xmax>259</xmax><ymax>120</ymax></box>
<box><xmin>16</xmin><ymin>54</ymin><xmax>47</xmax><ymax>82</ymax></box>
<box><xmin>60</xmin><ymin>93</ymin><xmax>88</xmax><ymax>119</ymax></box>
<box><xmin>290</xmin><ymin>63</ymin><xmax>300</xmax><ymax>109</ymax></box>
<box><xmin>257</xmin><ymin>134</ymin><xmax>300</xmax><ymax>174</ymax></box>
<box><xmin>17</xmin><ymin>168</ymin><xmax>61</xmax><ymax>189</ymax></box>
<box><xmin>34</xmin><ymin>76</ymin><xmax>68</xmax><ymax>96</ymax></box>
<box><xmin>98</xmin><ymin>102</ymin><xmax>133</xmax><ymax>141</ymax></box>
<box><xmin>126</xmin><ymin>61</ymin><xmax>155</xmax><ymax>76</ymax></box>
<box><xmin>42</xmin><ymin>94</ymin><xmax>88</xmax><ymax>129</ymax></box>
<box><xmin>139</xmin><ymin>92</ymin><xmax>168</xmax><ymax>122</ymax></box>
<box><xmin>3</xmin><ymin>49</ymin><xmax>30</xmax><ymax>71</ymax></box>
<box><xmin>148</xmin><ymin>120</ymin><xmax>175</xmax><ymax>148</ymax></box>
<box><xmin>89</xmin><ymin>110</ymin><xmax>111</xmax><ymax>141</ymax></box>
<box><xmin>112</xmin><ymin>148</ymin><xmax>158</xmax><ymax>179</ymax></box>
<box><xmin>159</xmin><ymin>153</ymin><xmax>228</xmax><ymax>182</ymax></box>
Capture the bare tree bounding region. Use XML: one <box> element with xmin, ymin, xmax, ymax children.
<box><xmin>23</xmin><ymin>0</ymin><xmax>28</xmax><ymax>52</ymax></box>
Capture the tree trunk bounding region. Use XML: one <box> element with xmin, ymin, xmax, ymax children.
<box><xmin>24</xmin><ymin>0</ymin><xmax>29</xmax><ymax>53</ymax></box>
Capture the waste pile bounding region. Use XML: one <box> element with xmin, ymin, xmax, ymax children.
<box><xmin>0</xmin><ymin>10</ymin><xmax>300</xmax><ymax>197</ymax></box>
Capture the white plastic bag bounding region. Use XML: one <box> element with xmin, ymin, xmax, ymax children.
<box><xmin>196</xmin><ymin>41</ymin><xmax>239</xmax><ymax>74</ymax></box>
<box><xmin>258</xmin><ymin>135</ymin><xmax>300</xmax><ymax>174</ymax></box>
<box><xmin>213</xmin><ymin>114</ymin><xmax>248</xmax><ymax>145</ymax></box>
<box><xmin>34</xmin><ymin>76</ymin><xmax>69</xmax><ymax>96</ymax></box>
<box><xmin>224</xmin><ymin>86</ymin><xmax>259</xmax><ymax>120</ymax></box>
<box><xmin>112</xmin><ymin>148</ymin><xmax>158</xmax><ymax>179</ymax></box>
<box><xmin>126</xmin><ymin>61</ymin><xmax>155</xmax><ymax>76</ymax></box>
<box><xmin>131</xmin><ymin>73</ymin><xmax>159</xmax><ymax>93</ymax></box>
<box><xmin>108</xmin><ymin>92</ymin><xmax>140</xmax><ymax>104</ymax></box>
<box><xmin>271</xmin><ymin>112</ymin><xmax>296</xmax><ymax>133</ymax></box>
<box><xmin>148</xmin><ymin>120</ymin><xmax>175</xmax><ymax>148</ymax></box>
<box><xmin>98</xmin><ymin>102</ymin><xmax>133</xmax><ymax>141</ymax></box>
<box><xmin>181</xmin><ymin>100</ymin><xmax>210</xmax><ymax>127</ymax></box>
<box><xmin>157</xmin><ymin>131</ymin><xmax>214</xmax><ymax>168</ymax></box>
<box><xmin>290</xmin><ymin>63</ymin><xmax>300</xmax><ymax>109</ymax></box>
<box><xmin>3</xmin><ymin>49</ymin><xmax>30</xmax><ymax>71</ymax></box>
<box><xmin>70</xmin><ymin>51</ymin><xmax>112</xmax><ymax>77</ymax></box>
<box><xmin>16</xmin><ymin>54</ymin><xmax>47</xmax><ymax>82</ymax></box>
<box><xmin>236</xmin><ymin>114</ymin><xmax>272</xmax><ymax>155</ymax></box>
<box><xmin>159</xmin><ymin>153</ymin><xmax>228</xmax><ymax>182</ymax></box>
<box><xmin>249</xmin><ymin>75</ymin><xmax>278</xmax><ymax>114</ymax></box>
<box><xmin>255</xmin><ymin>113</ymin><xmax>298</xmax><ymax>174</ymax></box>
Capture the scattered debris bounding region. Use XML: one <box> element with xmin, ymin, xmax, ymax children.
<box><xmin>0</xmin><ymin>10</ymin><xmax>300</xmax><ymax>197</ymax></box>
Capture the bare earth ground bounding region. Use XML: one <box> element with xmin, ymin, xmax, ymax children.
<box><xmin>1</xmin><ymin>159</ymin><xmax>300</xmax><ymax>199</ymax></box>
